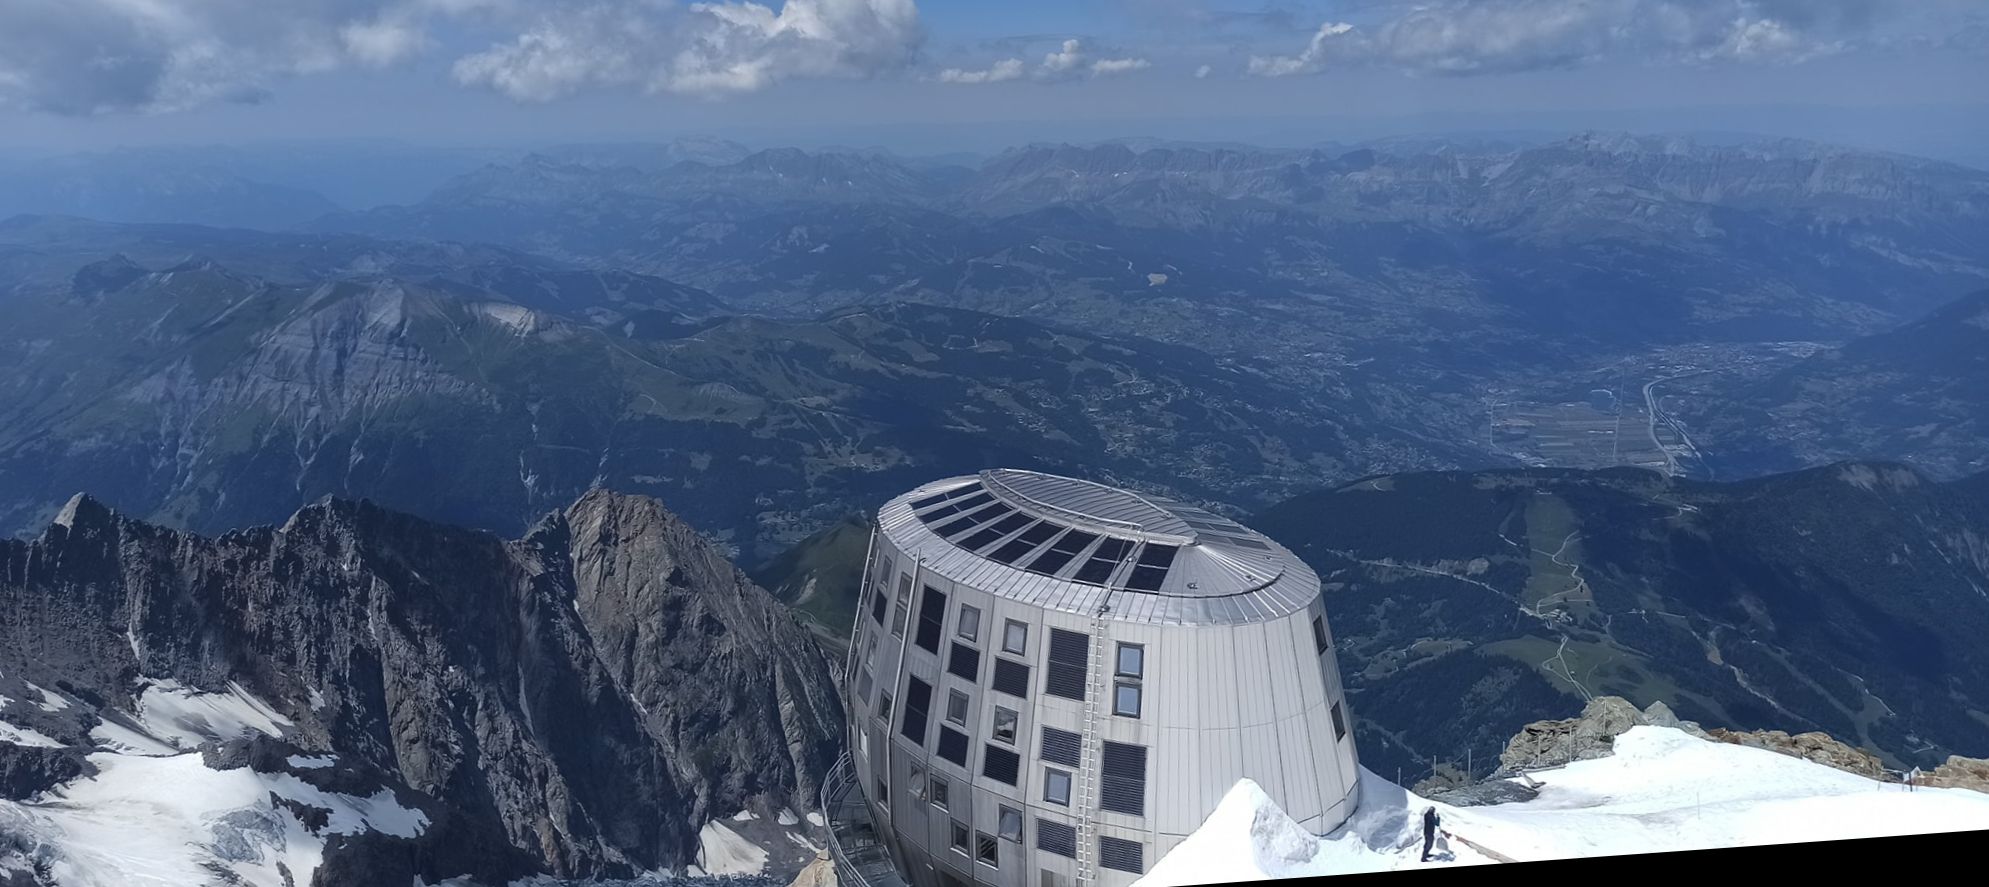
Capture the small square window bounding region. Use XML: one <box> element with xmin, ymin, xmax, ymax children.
<box><xmin>878</xmin><ymin>692</ymin><xmax>893</xmax><ymax>725</ymax></box>
<box><xmin>1115</xmin><ymin>643</ymin><xmax>1144</xmax><ymax>678</ymax></box>
<box><xmin>910</xmin><ymin>765</ymin><xmax>926</xmax><ymax>801</ymax></box>
<box><xmin>1044</xmin><ymin>768</ymin><xmax>1072</xmax><ymax>806</ymax></box>
<box><xmin>946</xmin><ymin>689</ymin><xmax>970</xmax><ymax>726</ymax></box>
<box><xmin>993</xmin><ymin>706</ymin><xmax>1018</xmax><ymax>744</ymax></box>
<box><xmin>950</xmin><ymin>820</ymin><xmax>971</xmax><ymax>854</ymax></box>
<box><xmin>998</xmin><ymin>806</ymin><xmax>1023</xmax><ymax>842</ymax></box>
<box><xmin>931</xmin><ymin>775</ymin><xmax>950</xmax><ymax>810</ymax></box>
<box><xmin>958</xmin><ymin>604</ymin><xmax>982</xmax><ymax>641</ymax></box>
<box><xmin>1312</xmin><ymin>615</ymin><xmax>1330</xmax><ymax>654</ymax></box>
<box><xmin>876</xmin><ymin>779</ymin><xmax>889</xmax><ymax>813</ymax></box>
<box><xmin>1002</xmin><ymin>619</ymin><xmax>1028</xmax><ymax>655</ymax></box>
<box><xmin>1113</xmin><ymin>682</ymin><xmax>1142</xmax><ymax>718</ymax></box>
<box><xmin>976</xmin><ymin>831</ymin><xmax>1000</xmax><ymax>867</ymax></box>
<box><xmin>1331</xmin><ymin>701</ymin><xmax>1348</xmax><ymax>740</ymax></box>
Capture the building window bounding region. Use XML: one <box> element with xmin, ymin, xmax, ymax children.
<box><xmin>975</xmin><ymin>831</ymin><xmax>1000</xmax><ymax>868</ymax></box>
<box><xmin>910</xmin><ymin>765</ymin><xmax>927</xmax><ymax>802</ymax></box>
<box><xmin>901</xmin><ymin>677</ymin><xmax>933</xmax><ymax>745</ymax></box>
<box><xmin>1042</xmin><ymin>869</ymin><xmax>1064</xmax><ymax>887</ymax></box>
<box><xmin>931</xmin><ymin>775</ymin><xmax>950</xmax><ymax>810</ymax></box>
<box><xmin>945</xmin><ymin>689</ymin><xmax>970</xmax><ymax>726</ymax></box>
<box><xmin>1044</xmin><ymin>629</ymin><xmax>1089</xmax><ymax>701</ymax></box>
<box><xmin>869</xmin><ymin>557</ymin><xmax>893</xmax><ymax>626</ymax></box>
<box><xmin>1331</xmin><ymin>701</ymin><xmax>1348</xmax><ymax>740</ymax></box>
<box><xmin>1115</xmin><ymin>643</ymin><xmax>1144</xmax><ymax>678</ymax></box>
<box><xmin>947</xmin><ymin>642</ymin><xmax>981</xmax><ymax>683</ymax></box>
<box><xmin>991</xmin><ymin>658</ymin><xmax>1030</xmax><ymax>699</ymax></box>
<box><xmin>1113</xmin><ymin>682</ymin><xmax>1142</xmax><ymax>719</ymax></box>
<box><xmin>1040</xmin><ymin>727</ymin><xmax>1081</xmax><ymax>767</ymax></box>
<box><xmin>983</xmin><ymin>745</ymin><xmax>1021</xmax><ymax>786</ymax></box>
<box><xmin>855</xmin><ymin>668</ymin><xmax>874</xmax><ymax>706</ymax></box>
<box><xmin>937</xmin><ymin>727</ymin><xmax>969</xmax><ymax>767</ymax></box>
<box><xmin>958</xmin><ymin>604</ymin><xmax>982</xmax><ymax>641</ymax></box>
<box><xmin>1100</xmin><ymin>741</ymin><xmax>1147</xmax><ymax>816</ymax></box>
<box><xmin>1002</xmin><ymin>619</ymin><xmax>1028</xmax><ymax>655</ymax></box>
<box><xmin>998</xmin><ymin>806</ymin><xmax>1023</xmax><ymax>842</ymax></box>
<box><xmin>1312</xmin><ymin>615</ymin><xmax>1330</xmax><ymax>654</ymax></box>
<box><xmin>915</xmin><ymin>586</ymin><xmax>949</xmax><ymax>654</ymax></box>
<box><xmin>876</xmin><ymin>779</ymin><xmax>889</xmax><ymax>814</ymax></box>
<box><xmin>1044</xmin><ymin>768</ymin><xmax>1072</xmax><ymax>806</ymax></box>
<box><xmin>877</xmin><ymin>692</ymin><xmax>893</xmax><ymax>726</ymax></box>
<box><xmin>1035</xmin><ymin>820</ymin><xmax>1076</xmax><ymax>858</ymax></box>
<box><xmin>1099</xmin><ymin>837</ymin><xmax>1144</xmax><ymax>874</ymax></box>
<box><xmin>890</xmin><ymin>575</ymin><xmax>912</xmax><ymax>638</ymax></box>
<box><xmin>992</xmin><ymin>707</ymin><xmax>1018</xmax><ymax>744</ymax></box>
<box><xmin>950</xmin><ymin>820</ymin><xmax>970</xmax><ymax>855</ymax></box>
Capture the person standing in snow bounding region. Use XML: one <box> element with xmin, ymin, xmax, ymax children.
<box><xmin>1421</xmin><ymin>806</ymin><xmax>1441</xmax><ymax>862</ymax></box>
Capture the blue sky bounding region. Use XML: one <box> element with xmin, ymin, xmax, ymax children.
<box><xmin>1</xmin><ymin>1</ymin><xmax>1985</xmax><ymax>162</ymax></box>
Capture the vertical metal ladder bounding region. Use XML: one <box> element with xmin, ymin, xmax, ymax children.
<box><xmin>1072</xmin><ymin>602</ymin><xmax>1112</xmax><ymax>887</ymax></box>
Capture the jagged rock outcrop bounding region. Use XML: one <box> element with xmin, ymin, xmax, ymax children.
<box><xmin>1918</xmin><ymin>756</ymin><xmax>1989</xmax><ymax>792</ymax></box>
<box><xmin>1705</xmin><ymin>728</ymin><xmax>1888</xmax><ymax>781</ymax></box>
<box><xmin>1494</xmin><ymin>697</ymin><xmax>1710</xmax><ymax>775</ymax></box>
<box><xmin>0</xmin><ymin>490</ymin><xmax>844</xmax><ymax>884</ymax></box>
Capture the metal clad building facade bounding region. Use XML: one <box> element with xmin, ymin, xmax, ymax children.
<box><xmin>841</xmin><ymin>470</ymin><xmax>1360</xmax><ymax>887</ymax></box>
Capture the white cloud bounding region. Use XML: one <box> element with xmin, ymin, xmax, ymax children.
<box><xmin>1247</xmin><ymin>0</ymin><xmax>1904</xmax><ymax>78</ymax></box>
<box><xmin>341</xmin><ymin>15</ymin><xmax>428</xmax><ymax>67</ymax></box>
<box><xmin>0</xmin><ymin>0</ymin><xmax>922</xmax><ymax>113</ymax></box>
<box><xmin>1247</xmin><ymin>21</ymin><xmax>1353</xmax><ymax>77</ymax></box>
<box><xmin>1194</xmin><ymin>64</ymin><xmax>1213</xmax><ymax>78</ymax></box>
<box><xmin>1040</xmin><ymin>38</ymin><xmax>1086</xmax><ymax>77</ymax></box>
<box><xmin>937</xmin><ymin>58</ymin><xmax>1024</xmax><ymax>84</ymax></box>
<box><xmin>1090</xmin><ymin>57</ymin><xmax>1151</xmax><ymax>76</ymax></box>
<box><xmin>452</xmin><ymin>0</ymin><xmax>923</xmax><ymax>101</ymax></box>
<box><xmin>0</xmin><ymin>0</ymin><xmax>426</xmax><ymax>114</ymax></box>
<box><xmin>1013</xmin><ymin>38</ymin><xmax>1150</xmax><ymax>82</ymax></box>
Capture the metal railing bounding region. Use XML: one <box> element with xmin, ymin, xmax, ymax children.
<box><xmin>820</xmin><ymin>753</ymin><xmax>909</xmax><ymax>887</ymax></box>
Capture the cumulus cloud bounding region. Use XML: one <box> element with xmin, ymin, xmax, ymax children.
<box><xmin>1247</xmin><ymin>0</ymin><xmax>1902</xmax><ymax>77</ymax></box>
<box><xmin>452</xmin><ymin>0</ymin><xmax>923</xmax><ymax>100</ymax></box>
<box><xmin>937</xmin><ymin>58</ymin><xmax>1025</xmax><ymax>84</ymax></box>
<box><xmin>1040</xmin><ymin>38</ymin><xmax>1087</xmax><ymax>77</ymax></box>
<box><xmin>0</xmin><ymin>0</ymin><xmax>425</xmax><ymax>114</ymax></box>
<box><xmin>0</xmin><ymin>0</ymin><xmax>921</xmax><ymax>113</ymax></box>
<box><xmin>1020</xmin><ymin>39</ymin><xmax>1150</xmax><ymax>81</ymax></box>
<box><xmin>1194</xmin><ymin>64</ymin><xmax>1213</xmax><ymax>79</ymax></box>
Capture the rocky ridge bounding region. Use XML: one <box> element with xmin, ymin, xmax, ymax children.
<box><xmin>0</xmin><ymin>489</ymin><xmax>843</xmax><ymax>884</ymax></box>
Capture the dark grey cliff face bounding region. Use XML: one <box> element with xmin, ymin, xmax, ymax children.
<box><xmin>0</xmin><ymin>489</ymin><xmax>843</xmax><ymax>884</ymax></box>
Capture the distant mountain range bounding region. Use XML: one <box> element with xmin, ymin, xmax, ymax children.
<box><xmin>1251</xmin><ymin>461</ymin><xmax>1989</xmax><ymax>781</ymax></box>
<box><xmin>0</xmin><ymin>220</ymin><xmax>1480</xmax><ymax>559</ymax></box>
<box><xmin>1686</xmin><ymin>288</ymin><xmax>1989</xmax><ymax>480</ymax></box>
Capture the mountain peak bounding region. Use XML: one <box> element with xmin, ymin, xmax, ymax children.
<box><xmin>49</xmin><ymin>492</ymin><xmax>114</xmax><ymax>531</ymax></box>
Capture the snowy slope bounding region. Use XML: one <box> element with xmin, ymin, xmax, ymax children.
<box><xmin>1138</xmin><ymin>725</ymin><xmax>1989</xmax><ymax>885</ymax></box>
<box><xmin>0</xmin><ymin>680</ymin><xmax>429</xmax><ymax>886</ymax></box>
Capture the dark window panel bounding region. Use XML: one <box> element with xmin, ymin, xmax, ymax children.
<box><xmin>915</xmin><ymin>585</ymin><xmax>948</xmax><ymax>654</ymax></box>
<box><xmin>948</xmin><ymin>642</ymin><xmax>981</xmax><ymax>683</ymax></box>
<box><xmin>1099</xmin><ymin>837</ymin><xmax>1144</xmax><ymax>874</ymax></box>
<box><xmin>1043</xmin><ymin>629</ymin><xmax>1089</xmax><ymax>701</ymax></box>
<box><xmin>1100</xmin><ymin>741</ymin><xmax>1147</xmax><ymax>816</ymax></box>
<box><xmin>1039</xmin><ymin>727</ymin><xmax>1081</xmax><ymax>767</ymax></box>
<box><xmin>982</xmin><ymin>745</ymin><xmax>1021</xmax><ymax>785</ymax></box>
<box><xmin>900</xmin><ymin>677</ymin><xmax>933</xmax><ymax>746</ymax></box>
<box><xmin>991</xmin><ymin>659</ymin><xmax>1031</xmax><ymax>698</ymax></box>
<box><xmin>937</xmin><ymin>727</ymin><xmax>969</xmax><ymax>766</ymax></box>
<box><xmin>1035</xmin><ymin>820</ymin><xmax>1076</xmax><ymax>858</ymax></box>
